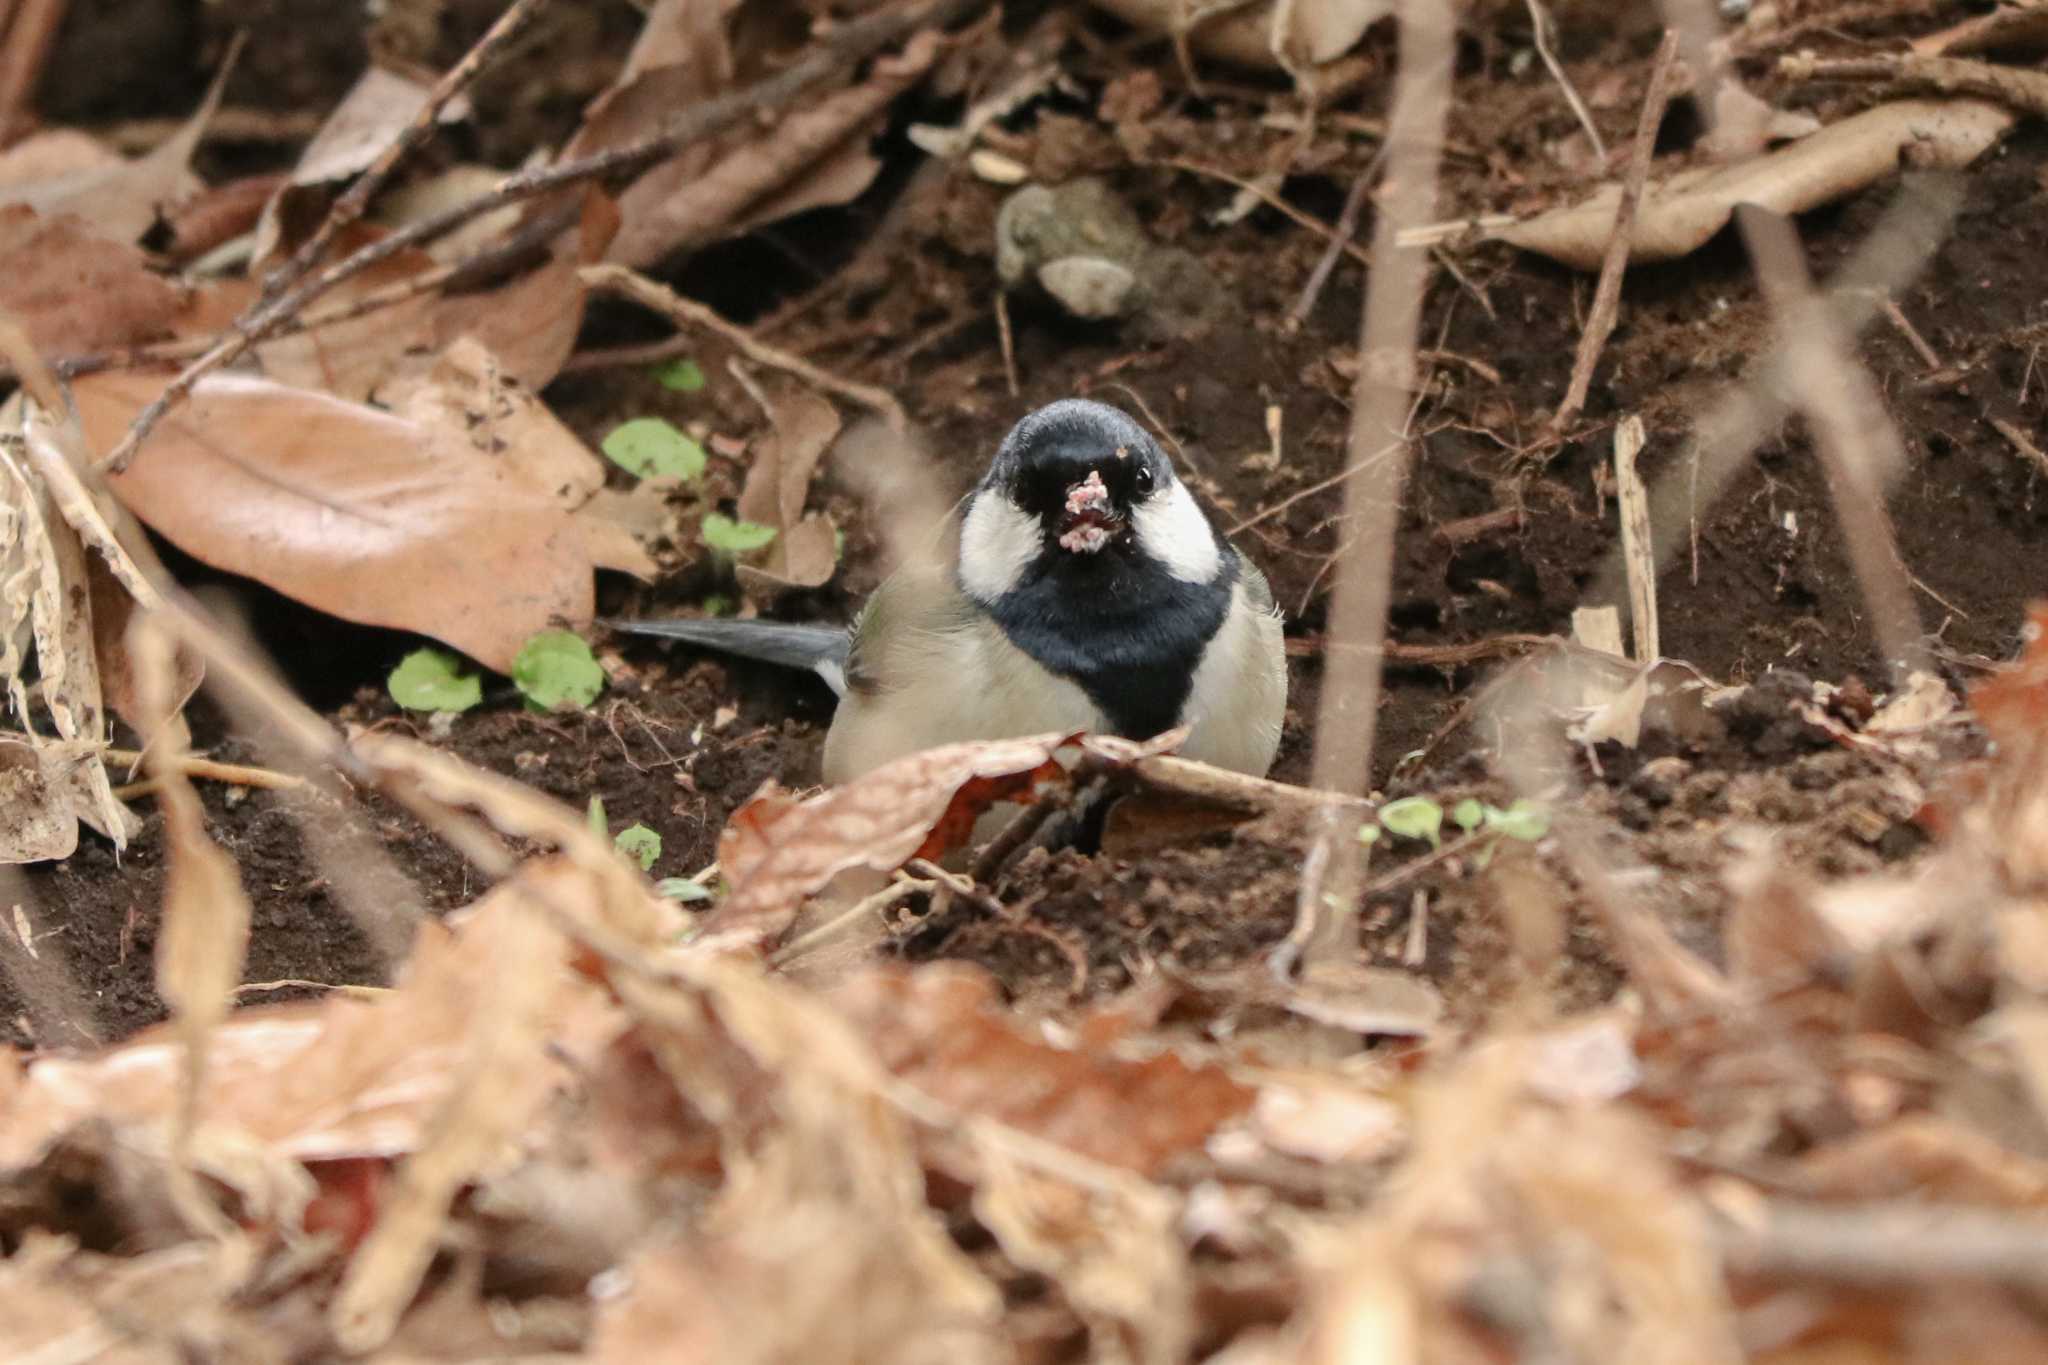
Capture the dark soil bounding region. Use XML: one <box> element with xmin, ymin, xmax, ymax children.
<box><xmin>7</xmin><ymin>4</ymin><xmax>2046</xmax><ymax>1045</ymax></box>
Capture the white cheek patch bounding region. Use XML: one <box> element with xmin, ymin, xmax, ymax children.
<box><xmin>1132</xmin><ymin>479</ymin><xmax>1222</xmax><ymax>583</ymax></box>
<box><xmin>958</xmin><ymin>490</ymin><xmax>1042</xmax><ymax>601</ymax></box>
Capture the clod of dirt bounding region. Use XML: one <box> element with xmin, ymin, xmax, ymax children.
<box><xmin>995</xmin><ymin>178</ymin><xmax>1227</xmax><ymax>341</ymax></box>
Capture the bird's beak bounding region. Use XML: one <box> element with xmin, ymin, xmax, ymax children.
<box><xmin>1057</xmin><ymin>469</ymin><xmax>1120</xmax><ymax>553</ymax></box>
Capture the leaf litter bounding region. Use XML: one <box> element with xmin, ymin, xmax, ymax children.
<box><xmin>13</xmin><ymin>0</ymin><xmax>2048</xmax><ymax>1360</ymax></box>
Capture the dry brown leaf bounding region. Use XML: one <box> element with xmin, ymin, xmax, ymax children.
<box><xmin>247</xmin><ymin>65</ymin><xmax>469</xmax><ymax>268</ymax></box>
<box><xmin>329</xmin><ymin>888</ymin><xmax>566</xmax><ymax>1352</ymax></box>
<box><xmin>0</xmin><ymin>206</ymin><xmax>188</xmax><ymax>355</ymax></box>
<box><xmin>0</xmin><ymin>396</ymin><xmax>132</xmax><ymax>857</ymax></box>
<box><xmin>0</xmin><ymin>859</ymin><xmax>618</xmax><ymax>1174</ymax></box>
<box><xmin>0</xmin><ymin>1233</ymin><xmax>257</xmax><ymax>1363</ymax></box>
<box><xmin>250</xmin><ymin>222</ymin><xmax>441</xmax><ymax>401</ymax></box>
<box><xmin>0</xmin><ymin>128</ymin><xmax>121</xmax><ymax>190</ymax></box>
<box><xmin>1792</xmin><ymin>1116</ymin><xmax>2048</xmax><ymax>1207</ymax></box>
<box><xmin>294</xmin><ymin>66</ymin><xmax>463</xmax><ymax>188</ymax></box>
<box><xmin>1494</xmin><ymin>100</ymin><xmax>2014</xmax><ymax>270</ymax></box>
<box><xmin>608</xmin><ymin>30</ymin><xmax>942</xmax><ymax>267</ymax></box>
<box><xmin>162</xmin><ymin>171</ymin><xmax>291</xmax><ymax>265</ymax></box>
<box><xmin>591</xmin><ymin>1205</ymin><xmax>1002</xmax><ymax>1364</ymax></box>
<box><xmin>711</xmin><ymin>732</ymin><xmax>1076</xmax><ymax>945</ymax></box>
<box><xmin>0</xmin><ymin>735</ymin><xmax>87</xmax><ymax>863</ymax></box>
<box><xmin>592</xmin><ymin>951</ymin><xmax>1003</xmax><ymax>1362</ymax></box>
<box><xmin>0</xmin><ymin>53</ymin><xmax>228</xmax><ymax>244</ymax></box>
<box><xmin>832</xmin><ymin>962</ymin><xmax>1255</xmax><ymax>1177</ymax></box>
<box><xmin>1083</xmin><ymin>0</ymin><xmax>1389</xmax><ymax>70</ymax></box>
<box><xmin>428</xmin><ymin>189</ymin><xmax>621</xmax><ymax>391</ymax></box>
<box><xmin>735</xmin><ymin>388</ymin><xmax>842</xmax><ymax>591</ymax></box>
<box><xmin>75</xmin><ymin>369</ymin><xmax>652</xmax><ymax>673</ymax></box>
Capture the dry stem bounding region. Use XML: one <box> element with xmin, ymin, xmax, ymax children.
<box><xmin>1779</xmin><ymin>51</ymin><xmax>2048</xmax><ymax>117</ymax></box>
<box><xmin>1735</xmin><ymin>204</ymin><xmax>1926</xmax><ymax>680</ymax></box>
<box><xmin>0</xmin><ymin>0</ymin><xmax>66</xmax><ymax>141</ymax></box>
<box><xmin>1286</xmin><ymin>3</ymin><xmax>1456</xmax><ymax>975</ymax></box>
<box><xmin>582</xmin><ymin>263</ymin><xmax>908</xmax><ymax>429</ymax></box>
<box><xmin>1551</xmin><ymin>29</ymin><xmax>1680</xmax><ymax>435</ymax></box>
<box><xmin>95</xmin><ymin>0</ymin><xmax>978</xmax><ymax>475</ymax></box>
<box><xmin>264</xmin><ymin>0</ymin><xmax>552</xmax><ymax>302</ymax></box>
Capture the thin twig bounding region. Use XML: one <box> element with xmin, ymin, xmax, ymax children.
<box><xmin>1524</xmin><ymin>0</ymin><xmax>1607</xmax><ymax>164</ymax></box>
<box><xmin>1881</xmin><ymin>296</ymin><xmax>1944</xmax><ymax>373</ymax></box>
<box><xmin>769</xmin><ymin>873</ymin><xmax>933</xmax><ymax>966</ymax></box>
<box><xmin>264</xmin><ymin>0</ymin><xmax>552</xmax><ymax>301</ymax></box>
<box><xmin>1157</xmin><ymin>157</ymin><xmax>1373</xmax><ymax>269</ymax></box>
<box><xmin>1736</xmin><ymin>204</ymin><xmax>1926</xmax><ymax>681</ymax></box>
<box><xmin>1579</xmin><ymin>173</ymin><xmax>1967</xmax><ymax>631</ymax></box>
<box><xmin>582</xmin><ymin>264</ymin><xmax>907</xmax><ymax>429</ymax></box>
<box><xmin>1290</xmin><ymin>158</ymin><xmax>1376</xmax><ymax>328</ymax></box>
<box><xmin>104</xmin><ymin>747</ymin><xmax>308</xmax><ymax>792</ymax></box>
<box><xmin>994</xmin><ymin>289</ymin><xmax>1021</xmax><ymax>397</ymax></box>
<box><xmin>1551</xmin><ymin>29</ymin><xmax>1680</xmax><ymax>436</ymax></box>
<box><xmin>0</xmin><ymin>0</ymin><xmax>66</xmax><ymax>141</ymax></box>
<box><xmin>1284</xmin><ymin>4</ymin><xmax>1456</xmax><ymax>978</ymax></box>
<box><xmin>1779</xmin><ymin>50</ymin><xmax>2048</xmax><ymax>117</ymax></box>
<box><xmin>95</xmin><ymin>0</ymin><xmax>978</xmax><ymax>475</ymax></box>
<box><xmin>1719</xmin><ymin>1200</ymin><xmax>2048</xmax><ymax>1293</ymax></box>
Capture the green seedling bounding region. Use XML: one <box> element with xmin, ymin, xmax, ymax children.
<box><xmin>602</xmin><ymin>416</ymin><xmax>707</xmax><ymax>481</ymax></box>
<box><xmin>386</xmin><ymin>647</ymin><xmax>482</xmax><ymax>713</ymax></box>
<box><xmin>1363</xmin><ymin>795</ymin><xmax>1553</xmax><ymax>867</ymax></box>
<box><xmin>700</xmin><ymin>512</ymin><xmax>777</xmax><ymax>555</ymax></box>
<box><xmin>657</xmin><ymin>876</ymin><xmax>716</xmax><ymax>904</ymax></box>
<box><xmin>651</xmin><ymin>357</ymin><xmax>706</xmax><ymax>392</ymax></box>
<box><xmin>587</xmin><ymin>794</ymin><xmax>608</xmax><ymax>836</ymax></box>
<box><xmin>1377</xmin><ymin>796</ymin><xmax>1444</xmax><ymax>849</ymax></box>
<box><xmin>513</xmin><ymin>629</ymin><xmax>606</xmax><ymax>711</ymax></box>
<box><xmin>613</xmin><ymin>823</ymin><xmax>661</xmax><ymax>872</ymax></box>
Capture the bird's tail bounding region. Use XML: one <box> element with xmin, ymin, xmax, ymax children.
<box><xmin>601</xmin><ymin>617</ymin><xmax>850</xmax><ymax>696</ymax></box>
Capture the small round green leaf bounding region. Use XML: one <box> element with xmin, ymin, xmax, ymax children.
<box><xmin>1451</xmin><ymin>798</ymin><xmax>1485</xmax><ymax>832</ymax></box>
<box><xmin>512</xmin><ymin>629</ymin><xmax>606</xmax><ymax>711</ymax></box>
<box><xmin>1356</xmin><ymin>822</ymin><xmax>1381</xmax><ymax>846</ymax></box>
<box><xmin>601</xmin><ymin>416</ymin><xmax>706</xmax><ymax>481</ymax></box>
<box><xmin>1484</xmin><ymin>799</ymin><xmax>1551</xmax><ymax>842</ymax></box>
<box><xmin>652</xmin><ymin>358</ymin><xmax>706</xmax><ymax>392</ymax></box>
<box><xmin>387</xmin><ymin>647</ymin><xmax>483</xmax><ymax>713</ymax></box>
<box><xmin>1378</xmin><ymin>796</ymin><xmax>1443</xmax><ymax>848</ymax></box>
<box><xmin>614</xmin><ymin>823</ymin><xmax>662</xmax><ymax>871</ymax></box>
<box><xmin>701</xmin><ymin>513</ymin><xmax>778</xmax><ymax>555</ymax></box>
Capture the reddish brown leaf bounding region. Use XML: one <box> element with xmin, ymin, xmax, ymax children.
<box><xmin>0</xmin><ymin>205</ymin><xmax>187</xmax><ymax>355</ymax></box>
<box><xmin>712</xmin><ymin>733</ymin><xmax>1078</xmax><ymax>944</ymax></box>
<box><xmin>832</xmin><ymin>963</ymin><xmax>1254</xmax><ymax>1177</ymax></box>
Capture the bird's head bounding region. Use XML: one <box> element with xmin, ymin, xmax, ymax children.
<box><xmin>957</xmin><ymin>399</ymin><xmax>1221</xmax><ymax>604</ymax></box>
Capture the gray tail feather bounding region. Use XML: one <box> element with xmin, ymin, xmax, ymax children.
<box><xmin>601</xmin><ymin>617</ymin><xmax>849</xmax><ymax>696</ymax></box>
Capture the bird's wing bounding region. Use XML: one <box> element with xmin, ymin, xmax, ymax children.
<box><xmin>841</xmin><ymin>568</ymin><xmax>979</xmax><ymax>697</ymax></box>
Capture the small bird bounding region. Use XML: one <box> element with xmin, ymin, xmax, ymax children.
<box><xmin>606</xmin><ymin>399</ymin><xmax>1287</xmax><ymax>784</ymax></box>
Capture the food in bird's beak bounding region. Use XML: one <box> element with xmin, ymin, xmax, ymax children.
<box><xmin>1057</xmin><ymin>469</ymin><xmax>1119</xmax><ymax>553</ymax></box>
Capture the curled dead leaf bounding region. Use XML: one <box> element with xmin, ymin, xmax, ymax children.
<box><xmin>1493</xmin><ymin>99</ymin><xmax>2013</xmax><ymax>270</ymax></box>
<box><xmin>735</xmin><ymin>389</ymin><xmax>843</xmax><ymax>592</ymax></box>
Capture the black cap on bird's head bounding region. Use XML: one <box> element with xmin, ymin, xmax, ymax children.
<box><xmin>958</xmin><ymin>399</ymin><xmax>1221</xmax><ymax>604</ymax></box>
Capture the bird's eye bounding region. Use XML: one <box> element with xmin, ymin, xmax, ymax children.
<box><xmin>1133</xmin><ymin>465</ymin><xmax>1155</xmax><ymax>495</ymax></box>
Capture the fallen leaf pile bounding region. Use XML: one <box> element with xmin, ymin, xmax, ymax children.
<box><xmin>0</xmin><ymin>0</ymin><xmax>978</xmax><ymax>867</ymax></box>
<box><xmin>4</xmin><ymin>607</ymin><xmax>2048</xmax><ymax>1360</ymax></box>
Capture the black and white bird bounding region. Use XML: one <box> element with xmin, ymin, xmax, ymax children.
<box><xmin>606</xmin><ymin>399</ymin><xmax>1287</xmax><ymax>784</ymax></box>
